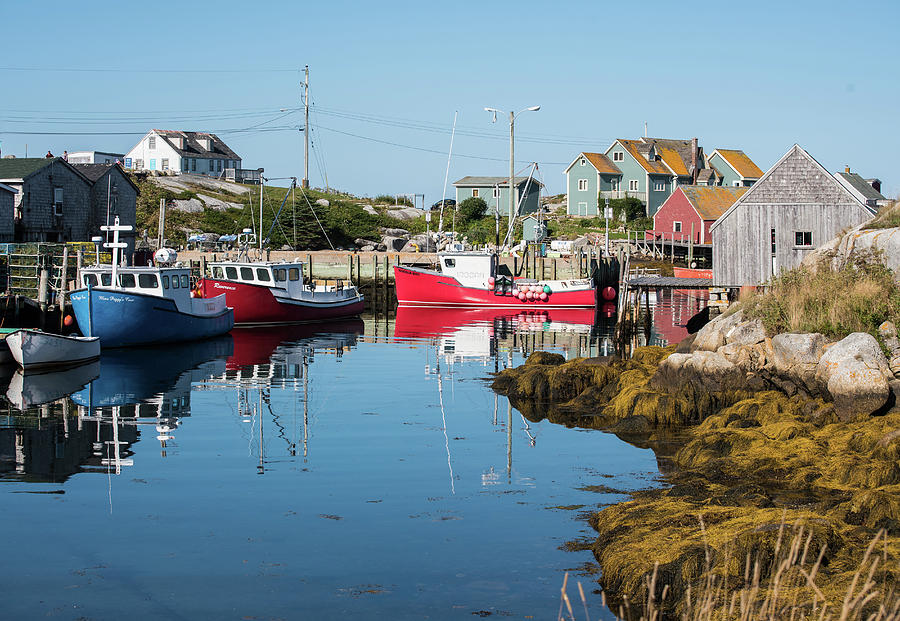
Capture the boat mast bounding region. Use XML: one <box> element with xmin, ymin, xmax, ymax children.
<box><xmin>259</xmin><ymin>178</ymin><xmax>264</xmax><ymax>252</ymax></box>
<box><xmin>437</xmin><ymin>111</ymin><xmax>458</xmax><ymax>239</ymax></box>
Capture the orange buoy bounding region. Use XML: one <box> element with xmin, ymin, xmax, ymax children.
<box><xmin>63</xmin><ymin>314</ymin><xmax>74</xmax><ymax>327</ymax></box>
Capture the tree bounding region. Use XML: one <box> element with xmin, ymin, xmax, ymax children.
<box><xmin>458</xmin><ymin>196</ymin><xmax>488</xmax><ymax>223</ymax></box>
<box><xmin>598</xmin><ymin>195</ymin><xmax>646</xmax><ymax>222</ymax></box>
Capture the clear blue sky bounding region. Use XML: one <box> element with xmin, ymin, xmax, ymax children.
<box><xmin>2</xmin><ymin>0</ymin><xmax>898</xmax><ymax>203</ymax></box>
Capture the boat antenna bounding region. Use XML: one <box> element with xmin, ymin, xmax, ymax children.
<box><xmin>437</xmin><ymin>111</ymin><xmax>458</xmax><ymax>239</ymax></box>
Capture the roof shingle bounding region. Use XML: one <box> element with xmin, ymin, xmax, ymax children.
<box><xmin>679</xmin><ymin>186</ymin><xmax>748</xmax><ymax>221</ymax></box>
<box><xmin>713</xmin><ymin>149</ymin><xmax>763</xmax><ymax>179</ymax></box>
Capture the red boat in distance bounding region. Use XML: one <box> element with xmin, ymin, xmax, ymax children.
<box><xmin>199</xmin><ymin>259</ymin><xmax>364</xmax><ymax>325</ymax></box>
<box><xmin>394</xmin><ymin>252</ymin><xmax>596</xmax><ymax>308</ymax></box>
<box><xmin>393</xmin><ymin>305</ymin><xmax>597</xmax><ymax>340</ymax></box>
<box><xmin>227</xmin><ymin>319</ymin><xmax>365</xmax><ymax>370</ymax></box>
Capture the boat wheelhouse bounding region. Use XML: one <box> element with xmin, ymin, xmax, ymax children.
<box><xmin>393</xmin><ymin>251</ymin><xmax>596</xmax><ymax>308</ymax></box>
<box><xmin>199</xmin><ymin>259</ymin><xmax>364</xmax><ymax>325</ymax></box>
<box><xmin>69</xmin><ymin>218</ymin><xmax>234</xmax><ymax>348</ymax></box>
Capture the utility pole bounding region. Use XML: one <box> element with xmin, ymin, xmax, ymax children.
<box><xmin>302</xmin><ymin>65</ymin><xmax>310</xmax><ymax>189</ymax></box>
<box><xmin>508</xmin><ymin>111</ymin><xmax>515</xmax><ymax>246</ymax></box>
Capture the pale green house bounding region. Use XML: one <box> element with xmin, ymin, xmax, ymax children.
<box><xmin>706</xmin><ymin>149</ymin><xmax>764</xmax><ymax>187</ymax></box>
<box><xmin>453</xmin><ymin>176</ymin><xmax>543</xmax><ymax>217</ymax></box>
<box><xmin>565</xmin><ymin>139</ymin><xmax>764</xmax><ymax>218</ymax></box>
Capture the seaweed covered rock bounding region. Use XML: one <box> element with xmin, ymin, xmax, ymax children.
<box><xmin>692</xmin><ymin>309</ymin><xmax>745</xmax><ymax>352</ymax></box>
<box><xmin>650</xmin><ymin>351</ymin><xmax>745</xmax><ymax>393</ymax></box>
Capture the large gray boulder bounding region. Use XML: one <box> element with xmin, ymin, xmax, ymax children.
<box><xmin>803</xmin><ymin>226</ymin><xmax>900</xmax><ymax>280</ymax></box>
<box><xmin>692</xmin><ymin>309</ymin><xmax>745</xmax><ymax>352</ymax></box>
<box><xmin>815</xmin><ymin>332</ymin><xmax>893</xmax><ymax>420</ymax></box>
<box><xmin>725</xmin><ymin>318</ymin><xmax>766</xmax><ymax>347</ymax></box>
<box><xmin>878</xmin><ymin>321</ymin><xmax>900</xmax><ymax>377</ymax></box>
<box><xmin>382</xmin><ymin>228</ymin><xmax>409</xmax><ymax>237</ymax></box>
<box><xmin>651</xmin><ymin>350</ymin><xmax>744</xmax><ymax>393</ymax></box>
<box><xmin>381</xmin><ymin>236</ymin><xmax>407</xmax><ymax>252</ymax></box>
<box><xmin>771</xmin><ymin>333</ymin><xmax>827</xmax><ymax>393</ymax></box>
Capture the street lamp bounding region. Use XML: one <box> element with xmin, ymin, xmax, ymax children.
<box><xmin>484</xmin><ymin>105</ymin><xmax>540</xmax><ymax>248</ymax></box>
<box><xmin>604</xmin><ymin>197</ymin><xmax>612</xmax><ymax>257</ymax></box>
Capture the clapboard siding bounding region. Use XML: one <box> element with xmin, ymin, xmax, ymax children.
<box><xmin>712</xmin><ymin>146</ymin><xmax>876</xmax><ymax>286</ymax></box>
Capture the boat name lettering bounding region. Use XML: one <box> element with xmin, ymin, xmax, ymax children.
<box><xmin>213</xmin><ymin>283</ymin><xmax>237</xmax><ymax>291</ymax></box>
<box><xmin>454</xmin><ymin>271</ymin><xmax>485</xmax><ymax>280</ymax></box>
<box><xmin>97</xmin><ymin>294</ymin><xmax>134</xmax><ymax>303</ymax></box>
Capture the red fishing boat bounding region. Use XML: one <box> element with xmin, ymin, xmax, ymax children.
<box><xmin>393</xmin><ymin>252</ymin><xmax>596</xmax><ymax>308</ymax></box>
<box><xmin>199</xmin><ymin>259</ymin><xmax>364</xmax><ymax>325</ymax></box>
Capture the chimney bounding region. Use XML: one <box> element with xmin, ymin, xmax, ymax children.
<box><xmin>845</xmin><ymin>165</ymin><xmax>851</xmax><ymax>173</ymax></box>
<box><xmin>691</xmin><ymin>137</ymin><xmax>698</xmax><ymax>183</ymax></box>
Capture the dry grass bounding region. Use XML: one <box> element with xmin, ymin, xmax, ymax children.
<box><xmin>561</xmin><ymin>523</ymin><xmax>900</xmax><ymax>620</ymax></box>
<box><xmin>741</xmin><ymin>257</ymin><xmax>900</xmax><ymax>341</ymax></box>
<box><xmin>863</xmin><ymin>201</ymin><xmax>900</xmax><ymax>230</ymax></box>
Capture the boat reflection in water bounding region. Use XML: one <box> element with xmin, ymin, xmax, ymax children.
<box><xmin>0</xmin><ymin>336</ymin><xmax>233</xmax><ymax>481</ymax></box>
<box><xmin>393</xmin><ymin>305</ymin><xmax>615</xmax><ymax>367</ymax></box>
<box><xmin>6</xmin><ymin>361</ymin><xmax>100</xmax><ymax>410</ymax></box>
<box><xmin>199</xmin><ymin>319</ymin><xmax>365</xmax><ymax>471</ymax></box>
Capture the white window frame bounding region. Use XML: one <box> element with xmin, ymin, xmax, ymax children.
<box><xmin>492</xmin><ymin>187</ymin><xmax>500</xmax><ymax>198</ymax></box>
<box><xmin>580</xmin><ymin>158</ymin><xmax>586</xmax><ymax>166</ymax></box>
<box><xmin>610</xmin><ymin>178</ymin><xmax>619</xmax><ymax>191</ymax></box>
<box><xmin>578</xmin><ymin>179</ymin><xmax>588</xmax><ymax>191</ymax></box>
<box><xmin>613</xmin><ymin>151</ymin><xmax>624</xmax><ymax>162</ymax></box>
<box><xmin>673</xmin><ymin>221</ymin><xmax>682</xmax><ymax>233</ymax></box>
<box><xmin>472</xmin><ymin>188</ymin><xmax>479</xmax><ymax>198</ymax></box>
<box><xmin>148</xmin><ymin>136</ymin><xmax>156</xmax><ymax>149</ymax></box>
<box><xmin>733</xmin><ymin>180</ymin><xmax>741</xmax><ymax>187</ymax></box>
<box><xmin>161</xmin><ymin>158</ymin><xmax>169</xmax><ymax>170</ymax></box>
<box><xmin>654</xmin><ymin>181</ymin><xmax>665</xmax><ymax>192</ymax></box>
<box><xmin>628</xmin><ymin>179</ymin><xmax>639</xmax><ymax>191</ymax></box>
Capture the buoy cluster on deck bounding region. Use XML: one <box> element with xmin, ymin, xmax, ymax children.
<box><xmin>489</xmin><ymin>277</ymin><xmax>554</xmax><ymax>302</ymax></box>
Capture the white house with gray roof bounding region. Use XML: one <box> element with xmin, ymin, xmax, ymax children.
<box><xmin>124</xmin><ymin>130</ymin><xmax>242</xmax><ymax>177</ymax></box>
<box><xmin>453</xmin><ymin>176</ymin><xmax>544</xmax><ymax>217</ymax></box>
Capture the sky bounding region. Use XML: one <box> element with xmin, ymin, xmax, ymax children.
<box><xmin>2</xmin><ymin>0</ymin><xmax>898</xmax><ymax>204</ymax></box>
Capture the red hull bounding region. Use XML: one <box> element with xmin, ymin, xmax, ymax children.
<box><xmin>394</xmin><ymin>305</ymin><xmax>597</xmax><ymax>339</ymax></box>
<box><xmin>200</xmin><ymin>278</ymin><xmax>364</xmax><ymax>325</ymax></box>
<box><xmin>227</xmin><ymin>320</ymin><xmax>365</xmax><ymax>369</ymax></box>
<box><xmin>393</xmin><ymin>266</ymin><xmax>596</xmax><ymax>308</ymax></box>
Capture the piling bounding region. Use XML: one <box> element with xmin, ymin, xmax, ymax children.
<box><xmin>37</xmin><ymin>265</ymin><xmax>49</xmax><ymax>329</ymax></box>
<box><xmin>58</xmin><ymin>247</ymin><xmax>68</xmax><ymax>332</ymax></box>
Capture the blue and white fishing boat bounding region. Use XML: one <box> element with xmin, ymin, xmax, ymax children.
<box><xmin>69</xmin><ymin>217</ymin><xmax>234</xmax><ymax>348</ymax></box>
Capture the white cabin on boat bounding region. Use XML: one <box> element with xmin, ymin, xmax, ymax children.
<box><xmin>80</xmin><ymin>265</ymin><xmax>226</xmax><ymax>315</ymax></box>
<box><xmin>439</xmin><ymin>252</ymin><xmax>498</xmax><ymax>288</ymax></box>
<box><xmin>210</xmin><ymin>261</ymin><xmax>306</xmax><ymax>297</ymax></box>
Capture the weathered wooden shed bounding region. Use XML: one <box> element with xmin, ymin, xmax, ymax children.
<box><xmin>710</xmin><ymin>145</ymin><xmax>877</xmax><ymax>286</ymax></box>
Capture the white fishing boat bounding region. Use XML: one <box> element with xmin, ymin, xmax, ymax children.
<box><xmin>5</xmin><ymin>360</ymin><xmax>101</xmax><ymax>409</ymax></box>
<box><xmin>6</xmin><ymin>329</ymin><xmax>100</xmax><ymax>370</ymax></box>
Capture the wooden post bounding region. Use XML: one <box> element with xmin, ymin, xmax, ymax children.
<box><xmin>348</xmin><ymin>255</ymin><xmax>352</xmax><ymax>283</ymax></box>
<box><xmin>356</xmin><ymin>255</ymin><xmax>360</xmax><ymax>288</ymax></box>
<box><xmin>38</xmin><ymin>265</ymin><xmax>49</xmax><ymax>329</ymax></box>
<box><xmin>553</xmin><ymin>258</ymin><xmax>557</xmax><ymax>280</ymax></box>
<box><xmin>58</xmin><ymin>247</ymin><xmax>69</xmax><ymax>332</ymax></box>
<box><xmin>689</xmin><ymin>223</ymin><xmax>695</xmax><ymax>265</ymax></box>
<box><xmin>200</xmin><ymin>254</ymin><xmax>206</xmax><ymax>277</ymax></box>
<box><xmin>76</xmin><ymin>248</ymin><xmax>83</xmax><ymax>290</ymax></box>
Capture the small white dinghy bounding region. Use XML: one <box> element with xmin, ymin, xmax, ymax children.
<box><xmin>6</xmin><ymin>329</ymin><xmax>101</xmax><ymax>370</ymax></box>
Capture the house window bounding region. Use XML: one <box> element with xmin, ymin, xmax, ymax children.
<box><xmin>613</xmin><ymin>151</ymin><xmax>624</xmax><ymax>162</ymax></box>
<box><xmin>654</xmin><ymin>181</ymin><xmax>665</xmax><ymax>192</ymax></box>
<box><xmin>577</xmin><ymin>202</ymin><xmax>588</xmax><ymax>216</ymax></box>
<box><xmin>610</xmin><ymin>178</ymin><xmax>619</xmax><ymax>191</ymax></box>
<box><xmin>629</xmin><ymin>179</ymin><xmax>639</xmax><ymax>191</ymax></box>
<box><xmin>135</xmin><ymin>159</ymin><xmax>143</xmax><ymax>169</ymax></box>
<box><xmin>581</xmin><ymin>158</ymin><xmax>586</xmax><ymax>166</ymax></box>
<box><xmin>492</xmin><ymin>187</ymin><xmax>500</xmax><ymax>198</ymax></box>
<box><xmin>217</xmin><ymin>159</ymin><xmax>223</xmax><ymax>172</ymax></box>
<box><xmin>161</xmin><ymin>158</ymin><xmax>169</xmax><ymax>170</ymax></box>
<box><xmin>191</xmin><ymin>158</ymin><xmax>197</xmax><ymax>172</ymax></box>
<box><xmin>733</xmin><ymin>180</ymin><xmax>741</xmax><ymax>187</ymax></box>
<box><xmin>674</xmin><ymin>221</ymin><xmax>682</xmax><ymax>233</ymax></box>
<box><xmin>578</xmin><ymin>179</ymin><xmax>588</xmax><ymax>191</ymax></box>
<box><xmin>148</xmin><ymin>136</ymin><xmax>156</xmax><ymax>149</ymax></box>
<box><xmin>472</xmin><ymin>189</ymin><xmax>479</xmax><ymax>198</ymax></box>
<box><xmin>794</xmin><ymin>231</ymin><xmax>813</xmax><ymax>247</ymax></box>
<box><xmin>53</xmin><ymin>188</ymin><xmax>64</xmax><ymax>216</ymax></box>
<box><xmin>183</xmin><ymin>159</ymin><xmax>189</xmax><ymax>171</ymax></box>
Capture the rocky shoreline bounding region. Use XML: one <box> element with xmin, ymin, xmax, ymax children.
<box><xmin>491</xmin><ymin>310</ymin><xmax>900</xmax><ymax>614</ymax></box>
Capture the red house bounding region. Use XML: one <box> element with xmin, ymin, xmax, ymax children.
<box><xmin>652</xmin><ymin>186</ymin><xmax>748</xmax><ymax>244</ymax></box>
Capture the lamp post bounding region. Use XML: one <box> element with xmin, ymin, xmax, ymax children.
<box><xmin>484</xmin><ymin>105</ymin><xmax>540</xmax><ymax>248</ymax></box>
<box><xmin>604</xmin><ymin>197</ymin><xmax>611</xmax><ymax>257</ymax></box>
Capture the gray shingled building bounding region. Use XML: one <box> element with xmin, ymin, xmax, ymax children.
<box><xmin>710</xmin><ymin>145</ymin><xmax>877</xmax><ymax>286</ymax></box>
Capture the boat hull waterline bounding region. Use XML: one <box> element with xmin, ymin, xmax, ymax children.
<box><xmin>393</xmin><ymin>266</ymin><xmax>596</xmax><ymax>308</ymax></box>
<box><xmin>70</xmin><ymin>288</ymin><xmax>234</xmax><ymax>348</ymax></box>
<box><xmin>200</xmin><ymin>279</ymin><xmax>364</xmax><ymax>324</ymax></box>
<box><xmin>6</xmin><ymin>329</ymin><xmax>101</xmax><ymax>370</ymax></box>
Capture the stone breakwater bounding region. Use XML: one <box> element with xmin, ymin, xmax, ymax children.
<box><xmin>491</xmin><ymin>311</ymin><xmax>900</xmax><ymax>614</ymax></box>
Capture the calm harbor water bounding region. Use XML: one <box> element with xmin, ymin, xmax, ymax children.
<box><xmin>0</xmin><ymin>290</ymin><xmax>705</xmax><ymax>620</ymax></box>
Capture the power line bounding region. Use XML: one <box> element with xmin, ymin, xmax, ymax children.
<box><xmin>0</xmin><ymin>66</ymin><xmax>299</xmax><ymax>74</ymax></box>
<box><xmin>316</xmin><ymin>124</ymin><xmax>571</xmax><ymax>165</ymax></box>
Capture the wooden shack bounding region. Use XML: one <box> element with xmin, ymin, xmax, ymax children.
<box><xmin>710</xmin><ymin>145</ymin><xmax>876</xmax><ymax>286</ymax></box>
